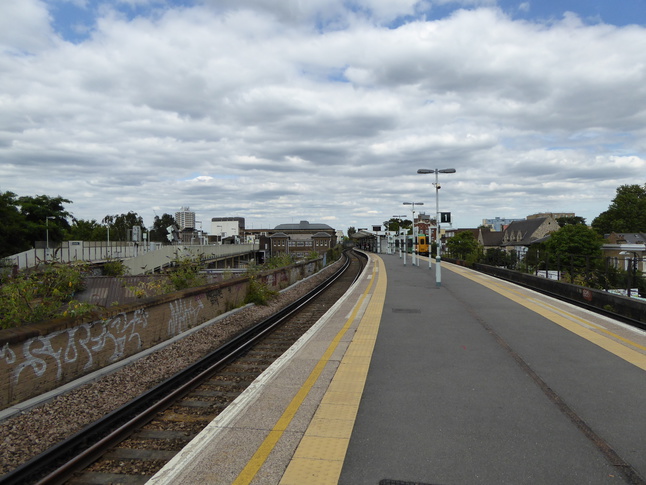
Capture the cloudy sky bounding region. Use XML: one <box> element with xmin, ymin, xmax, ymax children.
<box><xmin>1</xmin><ymin>0</ymin><xmax>645</xmax><ymax>235</ymax></box>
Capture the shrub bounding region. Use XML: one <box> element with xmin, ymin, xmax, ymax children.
<box><xmin>0</xmin><ymin>262</ymin><xmax>97</xmax><ymax>329</ymax></box>
<box><xmin>244</xmin><ymin>275</ymin><xmax>277</xmax><ymax>306</ymax></box>
<box><xmin>103</xmin><ymin>258</ymin><xmax>127</xmax><ymax>276</ymax></box>
<box><xmin>166</xmin><ymin>257</ymin><xmax>207</xmax><ymax>290</ymax></box>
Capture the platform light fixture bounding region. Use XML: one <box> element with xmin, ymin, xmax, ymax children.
<box><xmin>392</xmin><ymin>215</ymin><xmax>407</xmax><ymax>259</ymax></box>
<box><xmin>417</xmin><ymin>168</ymin><xmax>456</xmax><ymax>286</ymax></box>
<box><xmin>403</xmin><ymin>202</ymin><xmax>424</xmax><ymax>266</ymax></box>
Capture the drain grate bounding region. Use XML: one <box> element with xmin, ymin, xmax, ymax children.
<box><xmin>391</xmin><ymin>308</ymin><xmax>421</xmax><ymax>314</ymax></box>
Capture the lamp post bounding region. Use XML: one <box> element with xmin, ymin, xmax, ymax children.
<box><xmin>403</xmin><ymin>202</ymin><xmax>424</xmax><ymax>266</ymax></box>
<box><xmin>417</xmin><ymin>168</ymin><xmax>456</xmax><ymax>286</ymax></box>
<box><xmin>392</xmin><ymin>215</ymin><xmax>406</xmax><ymax>259</ymax></box>
<box><xmin>45</xmin><ymin>216</ymin><xmax>55</xmax><ymax>262</ymax></box>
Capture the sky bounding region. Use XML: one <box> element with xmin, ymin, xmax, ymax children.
<box><xmin>1</xmin><ymin>1</ymin><xmax>645</xmax><ymax>235</ymax></box>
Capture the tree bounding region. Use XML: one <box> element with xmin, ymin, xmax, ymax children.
<box><xmin>446</xmin><ymin>231</ymin><xmax>480</xmax><ymax>259</ymax></box>
<box><xmin>591</xmin><ymin>184</ymin><xmax>646</xmax><ymax>235</ymax></box>
<box><xmin>385</xmin><ymin>217</ymin><xmax>412</xmax><ymax>234</ymax></box>
<box><xmin>347</xmin><ymin>227</ymin><xmax>356</xmax><ymax>238</ymax></box>
<box><xmin>545</xmin><ymin>224</ymin><xmax>602</xmax><ymax>267</ymax></box>
<box><xmin>17</xmin><ymin>195</ymin><xmax>72</xmax><ymax>244</ymax></box>
<box><xmin>103</xmin><ymin>212</ymin><xmax>145</xmax><ymax>241</ymax></box>
<box><xmin>65</xmin><ymin>219</ymin><xmax>106</xmax><ymax>241</ymax></box>
<box><xmin>556</xmin><ymin>216</ymin><xmax>586</xmax><ymax>227</ymax></box>
<box><xmin>0</xmin><ymin>191</ymin><xmax>26</xmax><ymax>257</ymax></box>
<box><xmin>149</xmin><ymin>213</ymin><xmax>176</xmax><ymax>243</ymax></box>
<box><xmin>0</xmin><ymin>192</ymin><xmax>72</xmax><ymax>258</ymax></box>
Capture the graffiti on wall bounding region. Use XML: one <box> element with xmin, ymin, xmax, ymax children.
<box><xmin>5</xmin><ymin>308</ymin><xmax>149</xmax><ymax>385</ymax></box>
<box><xmin>168</xmin><ymin>296</ymin><xmax>204</xmax><ymax>336</ymax></box>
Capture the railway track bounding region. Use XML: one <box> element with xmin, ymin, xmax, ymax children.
<box><xmin>2</xmin><ymin>250</ymin><xmax>367</xmax><ymax>485</ymax></box>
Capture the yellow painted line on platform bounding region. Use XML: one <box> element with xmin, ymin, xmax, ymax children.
<box><xmin>231</xmin><ymin>256</ymin><xmax>386</xmax><ymax>485</ymax></box>
<box><xmin>280</xmin><ymin>255</ymin><xmax>386</xmax><ymax>485</ymax></box>
<box><xmin>444</xmin><ymin>264</ymin><xmax>646</xmax><ymax>371</ymax></box>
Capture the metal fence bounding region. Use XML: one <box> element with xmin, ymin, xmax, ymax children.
<box><xmin>467</xmin><ymin>248</ymin><xmax>646</xmax><ymax>299</ymax></box>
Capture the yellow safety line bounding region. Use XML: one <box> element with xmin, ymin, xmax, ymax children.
<box><xmin>444</xmin><ymin>264</ymin><xmax>646</xmax><ymax>371</ymax></box>
<box><xmin>280</xmin><ymin>255</ymin><xmax>387</xmax><ymax>485</ymax></box>
<box><xmin>232</xmin><ymin>257</ymin><xmax>381</xmax><ymax>485</ymax></box>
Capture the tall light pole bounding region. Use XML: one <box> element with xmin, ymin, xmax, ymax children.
<box><xmin>417</xmin><ymin>168</ymin><xmax>456</xmax><ymax>286</ymax></box>
<box><xmin>45</xmin><ymin>216</ymin><xmax>55</xmax><ymax>262</ymax></box>
<box><xmin>392</xmin><ymin>215</ymin><xmax>407</xmax><ymax>259</ymax></box>
<box><xmin>403</xmin><ymin>202</ymin><xmax>423</xmax><ymax>266</ymax></box>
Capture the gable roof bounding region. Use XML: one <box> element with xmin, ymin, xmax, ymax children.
<box><xmin>502</xmin><ymin>217</ymin><xmax>558</xmax><ymax>246</ymax></box>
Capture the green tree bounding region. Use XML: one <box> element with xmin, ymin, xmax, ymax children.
<box><xmin>65</xmin><ymin>218</ymin><xmax>106</xmax><ymax>241</ymax></box>
<box><xmin>446</xmin><ymin>231</ymin><xmax>480</xmax><ymax>259</ymax></box>
<box><xmin>103</xmin><ymin>212</ymin><xmax>145</xmax><ymax>241</ymax></box>
<box><xmin>17</xmin><ymin>194</ymin><xmax>72</xmax><ymax>245</ymax></box>
<box><xmin>384</xmin><ymin>218</ymin><xmax>412</xmax><ymax>234</ymax></box>
<box><xmin>149</xmin><ymin>213</ymin><xmax>176</xmax><ymax>243</ymax></box>
<box><xmin>545</xmin><ymin>224</ymin><xmax>602</xmax><ymax>267</ymax></box>
<box><xmin>591</xmin><ymin>184</ymin><xmax>646</xmax><ymax>234</ymax></box>
<box><xmin>347</xmin><ymin>227</ymin><xmax>357</xmax><ymax>238</ymax></box>
<box><xmin>0</xmin><ymin>191</ymin><xmax>26</xmax><ymax>257</ymax></box>
<box><xmin>556</xmin><ymin>216</ymin><xmax>586</xmax><ymax>227</ymax></box>
<box><xmin>0</xmin><ymin>192</ymin><xmax>73</xmax><ymax>257</ymax></box>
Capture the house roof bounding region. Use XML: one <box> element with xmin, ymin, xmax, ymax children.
<box><xmin>274</xmin><ymin>220</ymin><xmax>334</xmax><ymax>231</ymax></box>
<box><xmin>479</xmin><ymin>227</ymin><xmax>504</xmax><ymax>246</ymax></box>
<box><xmin>607</xmin><ymin>232</ymin><xmax>646</xmax><ymax>245</ymax></box>
<box><xmin>502</xmin><ymin>217</ymin><xmax>557</xmax><ymax>246</ymax></box>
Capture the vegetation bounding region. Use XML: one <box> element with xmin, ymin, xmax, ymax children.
<box><xmin>165</xmin><ymin>256</ymin><xmax>207</xmax><ymax>290</ymax></box>
<box><xmin>0</xmin><ymin>262</ymin><xmax>97</xmax><ymax>329</ymax></box>
<box><xmin>544</xmin><ymin>224</ymin><xmax>603</xmax><ymax>269</ymax></box>
<box><xmin>264</xmin><ymin>254</ymin><xmax>297</xmax><ymax>269</ymax></box>
<box><xmin>445</xmin><ymin>231</ymin><xmax>480</xmax><ymax>259</ymax></box>
<box><xmin>0</xmin><ymin>190</ymin><xmax>184</xmax><ymax>260</ymax></box>
<box><xmin>149</xmin><ymin>213</ymin><xmax>178</xmax><ymax>242</ymax></box>
<box><xmin>384</xmin><ymin>217</ymin><xmax>412</xmax><ymax>234</ymax></box>
<box><xmin>103</xmin><ymin>258</ymin><xmax>128</xmax><ymax>277</ymax></box>
<box><xmin>244</xmin><ymin>273</ymin><xmax>278</xmax><ymax>306</ymax></box>
<box><xmin>0</xmin><ymin>192</ymin><xmax>72</xmax><ymax>258</ymax></box>
<box><xmin>591</xmin><ymin>184</ymin><xmax>646</xmax><ymax>234</ymax></box>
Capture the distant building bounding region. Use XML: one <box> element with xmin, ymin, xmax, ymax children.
<box><xmin>269</xmin><ymin>220</ymin><xmax>336</xmax><ymax>258</ymax></box>
<box><xmin>481</xmin><ymin>217</ymin><xmax>523</xmax><ymax>232</ymax></box>
<box><xmin>501</xmin><ymin>216</ymin><xmax>560</xmax><ymax>256</ymax></box>
<box><xmin>210</xmin><ymin>217</ymin><xmax>245</xmax><ymax>243</ymax></box>
<box><xmin>527</xmin><ymin>212</ymin><xmax>575</xmax><ymax>220</ymax></box>
<box><xmin>175</xmin><ymin>206</ymin><xmax>195</xmax><ymax>230</ymax></box>
<box><xmin>602</xmin><ymin>232</ymin><xmax>646</xmax><ymax>273</ymax></box>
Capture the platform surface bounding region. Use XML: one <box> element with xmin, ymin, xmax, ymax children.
<box><xmin>150</xmin><ymin>253</ymin><xmax>646</xmax><ymax>485</ymax></box>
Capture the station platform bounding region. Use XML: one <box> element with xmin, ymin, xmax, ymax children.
<box><xmin>148</xmin><ymin>252</ymin><xmax>646</xmax><ymax>485</ymax></box>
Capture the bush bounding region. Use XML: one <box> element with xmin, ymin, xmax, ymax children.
<box><xmin>264</xmin><ymin>254</ymin><xmax>296</xmax><ymax>269</ymax></box>
<box><xmin>166</xmin><ymin>257</ymin><xmax>207</xmax><ymax>290</ymax></box>
<box><xmin>103</xmin><ymin>258</ymin><xmax>127</xmax><ymax>276</ymax></box>
<box><xmin>0</xmin><ymin>262</ymin><xmax>97</xmax><ymax>329</ymax></box>
<box><xmin>244</xmin><ymin>274</ymin><xmax>277</xmax><ymax>305</ymax></box>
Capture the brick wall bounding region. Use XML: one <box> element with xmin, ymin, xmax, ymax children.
<box><xmin>0</xmin><ymin>259</ymin><xmax>323</xmax><ymax>409</ymax></box>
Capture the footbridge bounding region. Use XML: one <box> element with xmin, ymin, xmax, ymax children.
<box><xmin>3</xmin><ymin>241</ymin><xmax>258</xmax><ymax>275</ymax></box>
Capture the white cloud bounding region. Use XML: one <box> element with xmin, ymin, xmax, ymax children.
<box><xmin>0</xmin><ymin>0</ymin><xmax>58</xmax><ymax>54</ymax></box>
<box><xmin>0</xmin><ymin>3</ymin><xmax>645</xmax><ymax>233</ymax></box>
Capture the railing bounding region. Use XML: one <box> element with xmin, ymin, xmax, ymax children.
<box><xmin>3</xmin><ymin>241</ymin><xmax>259</xmax><ymax>275</ymax></box>
<box><xmin>449</xmin><ymin>248</ymin><xmax>646</xmax><ymax>299</ymax></box>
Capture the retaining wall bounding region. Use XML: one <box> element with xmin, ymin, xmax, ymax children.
<box><xmin>0</xmin><ymin>259</ymin><xmax>324</xmax><ymax>410</ymax></box>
